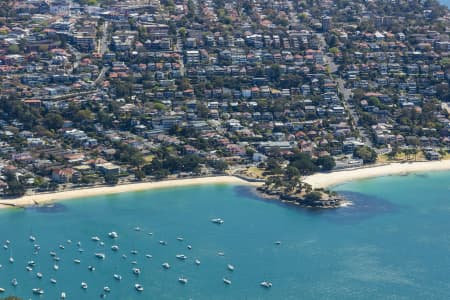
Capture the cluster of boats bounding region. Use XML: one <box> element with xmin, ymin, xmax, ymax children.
<box><xmin>0</xmin><ymin>218</ymin><xmax>274</xmax><ymax>297</ymax></box>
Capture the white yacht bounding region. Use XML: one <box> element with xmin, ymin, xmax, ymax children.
<box><xmin>91</xmin><ymin>236</ymin><xmax>101</xmax><ymax>242</ymax></box>
<box><xmin>95</xmin><ymin>253</ymin><xmax>106</xmax><ymax>260</ymax></box>
<box><xmin>32</xmin><ymin>288</ymin><xmax>44</xmax><ymax>295</ymax></box>
<box><xmin>176</xmin><ymin>254</ymin><xmax>187</xmax><ymax>260</ymax></box>
<box><xmin>11</xmin><ymin>278</ymin><xmax>18</xmax><ymax>286</ymax></box>
<box><xmin>260</xmin><ymin>281</ymin><xmax>273</xmax><ymax>288</ymax></box>
<box><xmin>159</xmin><ymin>240</ymin><xmax>167</xmax><ymax>245</ymax></box>
<box><xmin>29</xmin><ymin>235</ymin><xmax>36</xmax><ymax>242</ymax></box>
<box><xmin>178</xmin><ymin>276</ymin><xmax>188</xmax><ymax>284</ymax></box>
<box><xmin>162</xmin><ymin>262</ymin><xmax>170</xmax><ymax>269</ymax></box>
<box><xmin>36</xmin><ymin>272</ymin><xmax>43</xmax><ymax>279</ymax></box>
<box><xmin>177</xmin><ymin>237</ymin><xmax>184</xmax><ymax>241</ymax></box>
<box><xmin>227</xmin><ymin>264</ymin><xmax>235</xmax><ymax>271</ymax></box>
<box><xmin>50</xmin><ymin>278</ymin><xmax>57</xmax><ymax>284</ymax></box>
<box><xmin>217</xmin><ymin>252</ymin><xmax>225</xmax><ymax>256</ymax></box>
<box><xmin>223</xmin><ymin>278</ymin><xmax>232</xmax><ymax>285</ymax></box>
<box><xmin>103</xmin><ymin>286</ymin><xmax>111</xmax><ymax>293</ymax></box>
<box><xmin>211</xmin><ymin>218</ymin><xmax>224</xmax><ymax>224</ymax></box>
<box><xmin>113</xmin><ymin>274</ymin><xmax>122</xmax><ymax>281</ymax></box>
<box><xmin>81</xmin><ymin>282</ymin><xmax>88</xmax><ymax>289</ymax></box>
<box><xmin>53</xmin><ymin>264</ymin><xmax>59</xmax><ymax>270</ymax></box>
<box><xmin>26</xmin><ymin>266</ymin><xmax>33</xmax><ymax>272</ymax></box>
<box><xmin>108</xmin><ymin>232</ymin><xmax>119</xmax><ymax>239</ymax></box>
<box><xmin>195</xmin><ymin>259</ymin><xmax>201</xmax><ymax>265</ymax></box>
<box><xmin>111</xmin><ymin>245</ymin><xmax>119</xmax><ymax>251</ymax></box>
<box><xmin>134</xmin><ymin>227</ymin><xmax>141</xmax><ymax>231</ymax></box>
<box><xmin>73</xmin><ymin>259</ymin><xmax>81</xmax><ymax>264</ymax></box>
<box><xmin>187</xmin><ymin>245</ymin><xmax>192</xmax><ymax>250</ymax></box>
<box><xmin>60</xmin><ymin>292</ymin><xmax>66</xmax><ymax>299</ymax></box>
<box><xmin>145</xmin><ymin>254</ymin><xmax>152</xmax><ymax>259</ymax></box>
<box><xmin>59</xmin><ymin>245</ymin><xmax>65</xmax><ymax>250</ymax></box>
<box><xmin>0</xmin><ymin>288</ymin><xmax>4</xmax><ymax>293</ymax></box>
<box><xmin>27</xmin><ymin>260</ymin><xmax>36</xmax><ymax>266</ymax></box>
<box><xmin>275</xmin><ymin>241</ymin><xmax>282</xmax><ymax>245</ymax></box>
<box><xmin>132</xmin><ymin>267</ymin><xmax>141</xmax><ymax>275</ymax></box>
<box><xmin>49</xmin><ymin>251</ymin><xmax>56</xmax><ymax>257</ymax></box>
<box><xmin>135</xmin><ymin>284</ymin><xmax>144</xmax><ymax>292</ymax></box>
<box><xmin>9</xmin><ymin>257</ymin><xmax>14</xmax><ymax>263</ymax></box>
<box><xmin>130</xmin><ymin>250</ymin><xmax>138</xmax><ymax>255</ymax></box>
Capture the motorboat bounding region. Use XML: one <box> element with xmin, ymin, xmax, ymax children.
<box><xmin>0</xmin><ymin>288</ymin><xmax>4</xmax><ymax>293</ymax></box>
<box><xmin>28</xmin><ymin>260</ymin><xmax>36</xmax><ymax>266</ymax></box>
<box><xmin>32</xmin><ymin>288</ymin><xmax>44</xmax><ymax>295</ymax></box>
<box><xmin>108</xmin><ymin>232</ymin><xmax>119</xmax><ymax>239</ymax></box>
<box><xmin>103</xmin><ymin>286</ymin><xmax>111</xmax><ymax>293</ymax></box>
<box><xmin>73</xmin><ymin>259</ymin><xmax>81</xmax><ymax>264</ymax></box>
<box><xmin>60</xmin><ymin>292</ymin><xmax>66</xmax><ymax>299</ymax></box>
<box><xmin>11</xmin><ymin>278</ymin><xmax>18</xmax><ymax>286</ymax></box>
<box><xmin>88</xmin><ymin>265</ymin><xmax>95</xmax><ymax>271</ymax></box>
<box><xmin>111</xmin><ymin>245</ymin><xmax>119</xmax><ymax>251</ymax></box>
<box><xmin>195</xmin><ymin>259</ymin><xmax>201</xmax><ymax>265</ymax></box>
<box><xmin>211</xmin><ymin>218</ymin><xmax>224</xmax><ymax>224</ymax></box>
<box><xmin>275</xmin><ymin>241</ymin><xmax>282</xmax><ymax>245</ymax></box>
<box><xmin>50</xmin><ymin>278</ymin><xmax>57</xmax><ymax>284</ymax></box>
<box><xmin>177</xmin><ymin>237</ymin><xmax>183</xmax><ymax>241</ymax></box>
<box><xmin>49</xmin><ymin>251</ymin><xmax>56</xmax><ymax>257</ymax></box>
<box><xmin>135</xmin><ymin>284</ymin><xmax>144</xmax><ymax>292</ymax></box>
<box><xmin>145</xmin><ymin>254</ymin><xmax>152</xmax><ymax>259</ymax></box>
<box><xmin>130</xmin><ymin>250</ymin><xmax>138</xmax><ymax>255</ymax></box>
<box><xmin>29</xmin><ymin>235</ymin><xmax>36</xmax><ymax>242</ymax></box>
<box><xmin>9</xmin><ymin>257</ymin><xmax>14</xmax><ymax>263</ymax></box>
<box><xmin>79</xmin><ymin>248</ymin><xmax>84</xmax><ymax>253</ymax></box>
<box><xmin>81</xmin><ymin>282</ymin><xmax>88</xmax><ymax>289</ymax></box>
<box><xmin>53</xmin><ymin>257</ymin><xmax>60</xmax><ymax>262</ymax></box>
<box><xmin>26</xmin><ymin>266</ymin><xmax>33</xmax><ymax>272</ymax></box>
<box><xmin>134</xmin><ymin>227</ymin><xmax>141</xmax><ymax>231</ymax></box>
<box><xmin>162</xmin><ymin>262</ymin><xmax>170</xmax><ymax>269</ymax></box>
<box><xmin>53</xmin><ymin>264</ymin><xmax>59</xmax><ymax>270</ymax></box>
<box><xmin>59</xmin><ymin>245</ymin><xmax>65</xmax><ymax>250</ymax></box>
<box><xmin>132</xmin><ymin>268</ymin><xmax>141</xmax><ymax>275</ymax></box>
<box><xmin>260</xmin><ymin>281</ymin><xmax>272</xmax><ymax>288</ymax></box>
<box><xmin>176</xmin><ymin>254</ymin><xmax>187</xmax><ymax>260</ymax></box>
<box><xmin>178</xmin><ymin>276</ymin><xmax>188</xmax><ymax>284</ymax></box>
<box><xmin>187</xmin><ymin>245</ymin><xmax>192</xmax><ymax>250</ymax></box>
<box><xmin>95</xmin><ymin>253</ymin><xmax>106</xmax><ymax>260</ymax></box>
<box><xmin>131</xmin><ymin>261</ymin><xmax>138</xmax><ymax>265</ymax></box>
<box><xmin>113</xmin><ymin>274</ymin><xmax>122</xmax><ymax>281</ymax></box>
<box><xmin>223</xmin><ymin>278</ymin><xmax>232</xmax><ymax>285</ymax></box>
<box><xmin>159</xmin><ymin>240</ymin><xmax>167</xmax><ymax>245</ymax></box>
<box><xmin>227</xmin><ymin>264</ymin><xmax>235</xmax><ymax>271</ymax></box>
<box><xmin>36</xmin><ymin>272</ymin><xmax>43</xmax><ymax>279</ymax></box>
<box><xmin>217</xmin><ymin>252</ymin><xmax>225</xmax><ymax>256</ymax></box>
<box><xmin>122</xmin><ymin>254</ymin><xmax>127</xmax><ymax>259</ymax></box>
<box><xmin>91</xmin><ymin>236</ymin><xmax>101</xmax><ymax>242</ymax></box>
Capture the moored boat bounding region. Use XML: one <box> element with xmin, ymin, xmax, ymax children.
<box><xmin>223</xmin><ymin>278</ymin><xmax>232</xmax><ymax>285</ymax></box>
<box><xmin>135</xmin><ymin>284</ymin><xmax>144</xmax><ymax>292</ymax></box>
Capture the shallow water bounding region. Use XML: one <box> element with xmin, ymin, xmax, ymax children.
<box><xmin>0</xmin><ymin>172</ymin><xmax>450</xmax><ymax>299</ymax></box>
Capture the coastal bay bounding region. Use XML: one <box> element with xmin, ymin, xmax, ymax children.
<box><xmin>1</xmin><ymin>173</ymin><xmax>450</xmax><ymax>299</ymax></box>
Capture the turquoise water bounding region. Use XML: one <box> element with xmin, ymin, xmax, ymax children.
<box><xmin>1</xmin><ymin>173</ymin><xmax>450</xmax><ymax>299</ymax></box>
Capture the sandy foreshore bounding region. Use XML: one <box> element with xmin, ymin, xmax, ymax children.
<box><xmin>304</xmin><ymin>160</ymin><xmax>450</xmax><ymax>189</ymax></box>
<box><xmin>0</xmin><ymin>176</ymin><xmax>262</xmax><ymax>209</ymax></box>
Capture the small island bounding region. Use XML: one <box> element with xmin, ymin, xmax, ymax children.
<box><xmin>250</xmin><ymin>151</ymin><xmax>346</xmax><ymax>208</ymax></box>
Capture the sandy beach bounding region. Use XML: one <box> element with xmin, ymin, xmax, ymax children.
<box><xmin>0</xmin><ymin>176</ymin><xmax>262</xmax><ymax>209</ymax></box>
<box><xmin>304</xmin><ymin>160</ymin><xmax>450</xmax><ymax>189</ymax></box>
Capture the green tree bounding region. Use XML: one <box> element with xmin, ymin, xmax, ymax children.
<box><xmin>315</xmin><ymin>156</ymin><xmax>336</xmax><ymax>171</ymax></box>
<box><xmin>354</xmin><ymin>146</ymin><xmax>377</xmax><ymax>164</ymax></box>
<box><xmin>44</xmin><ymin>112</ymin><xmax>64</xmax><ymax>130</ymax></box>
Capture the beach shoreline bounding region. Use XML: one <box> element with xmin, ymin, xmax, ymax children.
<box><xmin>304</xmin><ymin>160</ymin><xmax>450</xmax><ymax>189</ymax></box>
<box><xmin>0</xmin><ymin>176</ymin><xmax>262</xmax><ymax>210</ymax></box>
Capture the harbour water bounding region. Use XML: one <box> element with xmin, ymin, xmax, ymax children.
<box><xmin>1</xmin><ymin>172</ymin><xmax>450</xmax><ymax>299</ymax></box>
